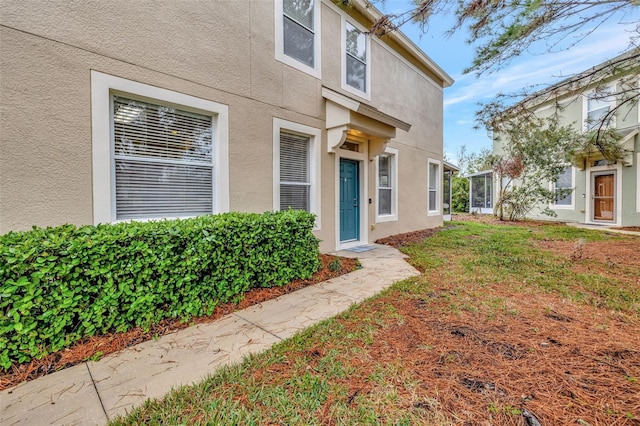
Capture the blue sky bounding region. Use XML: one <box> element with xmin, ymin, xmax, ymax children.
<box><xmin>375</xmin><ymin>1</ymin><xmax>640</xmax><ymax>164</ymax></box>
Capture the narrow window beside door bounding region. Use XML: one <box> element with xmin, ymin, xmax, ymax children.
<box><xmin>553</xmin><ymin>166</ymin><xmax>573</xmax><ymax>207</ymax></box>
<box><xmin>378</xmin><ymin>155</ymin><xmax>392</xmax><ymax>215</ymax></box>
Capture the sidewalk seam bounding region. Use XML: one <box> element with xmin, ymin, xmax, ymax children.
<box><xmin>86</xmin><ymin>363</ymin><xmax>109</xmax><ymax>421</ymax></box>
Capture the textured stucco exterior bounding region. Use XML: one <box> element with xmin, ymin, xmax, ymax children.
<box><xmin>492</xmin><ymin>53</ymin><xmax>640</xmax><ymax>227</ymax></box>
<box><xmin>0</xmin><ymin>0</ymin><xmax>452</xmax><ymax>251</ymax></box>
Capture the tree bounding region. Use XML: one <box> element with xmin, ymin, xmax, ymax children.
<box><xmin>489</xmin><ymin>111</ymin><xmax>622</xmax><ymax>220</ymax></box>
<box><xmin>447</xmin><ymin>145</ymin><xmax>493</xmax><ymax>213</ymax></box>
<box><xmin>348</xmin><ymin>0</ymin><xmax>639</xmax><ymax>136</ymax></box>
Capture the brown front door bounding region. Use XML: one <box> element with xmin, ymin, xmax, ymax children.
<box><xmin>593</xmin><ymin>173</ymin><xmax>614</xmax><ymax>221</ymax></box>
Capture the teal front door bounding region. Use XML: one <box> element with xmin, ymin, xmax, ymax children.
<box><xmin>340</xmin><ymin>158</ymin><xmax>359</xmax><ymax>242</ymax></box>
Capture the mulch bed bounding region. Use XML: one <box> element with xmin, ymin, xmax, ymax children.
<box><xmin>0</xmin><ymin>254</ymin><xmax>358</xmax><ymax>391</ymax></box>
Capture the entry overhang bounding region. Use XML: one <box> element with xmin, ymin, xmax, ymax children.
<box><xmin>571</xmin><ymin>127</ymin><xmax>639</xmax><ymax>170</ymax></box>
<box><xmin>322</xmin><ymin>87</ymin><xmax>411</xmax><ymax>156</ymax></box>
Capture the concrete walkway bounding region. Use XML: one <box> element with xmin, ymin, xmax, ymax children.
<box><xmin>0</xmin><ymin>244</ymin><xmax>419</xmax><ymax>426</ymax></box>
<box><xmin>566</xmin><ymin>222</ymin><xmax>640</xmax><ymax>237</ymax></box>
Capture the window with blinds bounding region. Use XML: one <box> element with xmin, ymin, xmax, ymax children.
<box><xmin>378</xmin><ymin>155</ymin><xmax>392</xmax><ymax>215</ymax></box>
<box><xmin>345</xmin><ymin>22</ymin><xmax>367</xmax><ymax>93</ymax></box>
<box><xmin>280</xmin><ymin>131</ymin><xmax>310</xmax><ymax>211</ymax></box>
<box><xmin>113</xmin><ymin>96</ymin><xmax>214</xmax><ymax>220</ymax></box>
<box><xmin>283</xmin><ymin>0</ymin><xmax>315</xmax><ymax>67</ymax></box>
<box><xmin>428</xmin><ymin>162</ymin><xmax>439</xmax><ymax>212</ymax></box>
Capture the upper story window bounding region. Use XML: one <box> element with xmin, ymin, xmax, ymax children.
<box><xmin>276</xmin><ymin>0</ymin><xmax>321</xmax><ymax>78</ymax></box>
<box><xmin>586</xmin><ymin>86</ymin><xmax>614</xmax><ymax>130</ymax></box>
<box><xmin>91</xmin><ymin>71</ymin><xmax>230</xmax><ymax>224</ymax></box>
<box><xmin>342</xmin><ymin>20</ymin><xmax>370</xmax><ymax>98</ymax></box>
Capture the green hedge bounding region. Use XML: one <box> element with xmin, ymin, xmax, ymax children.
<box><xmin>0</xmin><ymin>210</ymin><xmax>319</xmax><ymax>369</ymax></box>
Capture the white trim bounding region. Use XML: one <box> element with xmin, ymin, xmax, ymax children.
<box><xmin>90</xmin><ymin>70</ymin><xmax>229</xmax><ymax>225</ymax></box>
<box><xmin>375</xmin><ymin>147</ymin><xmax>398</xmax><ymax>223</ymax></box>
<box><xmin>335</xmin><ymin>145</ymin><xmax>368</xmax><ymax>251</ymax></box>
<box><xmin>549</xmin><ymin>166</ymin><xmax>576</xmax><ymax>210</ymax></box>
<box><xmin>585</xmin><ymin>162</ymin><xmax>622</xmax><ymax>226</ymax></box>
<box><xmin>320</xmin><ymin>0</ymin><xmax>445</xmax><ymax>90</ymax></box>
<box><xmin>427</xmin><ymin>158</ymin><xmax>441</xmax><ymax>216</ymax></box>
<box><xmin>272</xmin><ymin>118</ymin><xmax>321</xmax><ymax>230</ymax></box>
<box><xmin>274</xmin><ymin>0</ymin><xmax>322</xmax><ymax>79</ymax></box>
<box><xmin>340</xmin><ymin>16</ymin><xmax>371</xmax><ymax>100</ymax></box>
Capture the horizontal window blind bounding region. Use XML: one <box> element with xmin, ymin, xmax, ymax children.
<box><xmin>284</xmin><ymin>17</ymin><xmax>314</xmax><ymax>67</ymax></box>
<box><xmin>284</xmin><ymin>0</ymin><xmax>314</xmax><ymax>29</ymax></box>
<box><xmin>113</xmin><ymin>96</ymin><xmax>214</xmax><ymax>220</ymax></box>
<box><xmin>280</xmin><ymin>131</ymin><xmax>310</xmax><ymax>212</ymax></box>
<box><xmin>429</xmin><ymin>163</ymin><xmax>439</xmax><ymax>211</ymax></box>
<box><xmin>283</xmin><ymin>0</ymin><xmax>314</xmax><ymax>67</ymax></box>
<box><xmin>378</xmin><ymin>155</ymin><xmax>392</xmax><ymax>215</ymax></box>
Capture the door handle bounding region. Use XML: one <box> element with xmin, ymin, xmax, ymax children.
<box><xmin>353</xmin><ymin>198</ymin><xmax>358</xmax><ymax>208</ymax></box>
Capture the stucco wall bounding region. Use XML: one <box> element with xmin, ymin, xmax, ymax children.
<box><xmin>0</xmin><ymin>0</ymin><xmax>447</xmax><ymax>251</ymax></box>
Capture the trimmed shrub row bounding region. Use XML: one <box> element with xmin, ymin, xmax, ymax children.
<box><xmin>0</xmin><ymin>210</ymin><xmax>320</xmax><ymax>369</ymax></box>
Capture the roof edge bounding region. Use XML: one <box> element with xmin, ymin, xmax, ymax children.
<box><xmin>345</xmin><ymin>0</ymin><xmax>454</xmax><ymax>88</ymax></box>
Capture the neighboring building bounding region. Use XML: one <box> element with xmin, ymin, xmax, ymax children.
<box><xmin>493</xmin><ymin>49</ymin><xmax>640</xmax><ymax>227</ymax></box>
<box><xmin>0</xmin><ymin>0</ymin><xmax>453</xmax><ymax>252</ymax></box>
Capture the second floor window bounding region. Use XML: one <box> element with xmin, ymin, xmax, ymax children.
<box><xmin>283</xmin><ymin>0</ymin><xmax>315</xmax><ymax>68</ymax></box>
<box><xmin>345</xmin><ymin>22</ymin><xmax>367</xmax><ymax>93</ymax></box>
<box><xmin>586</xmin><ymin>86</ymin><xmax>614</xmax><ymax>130</ymax></box>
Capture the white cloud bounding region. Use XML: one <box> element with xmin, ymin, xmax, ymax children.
<box><xmin>443</xmin><ymin>22</ymin><xmax>637</xmax><ymax>108</ymax></box>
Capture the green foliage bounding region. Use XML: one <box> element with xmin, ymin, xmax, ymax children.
<box><xmin>0</xmin><ymin>211</ymin><xmax>319</xmax><ymax>369</ymax></box>
<box><xmin>451</xmin><ymin>176</ymin><xmax>469</xmax><ymax>213</ymax></box>
<box><xmin>328</xmin><ymin>258</ymin><xmax>343</xmax><ymax>273</ymax></box>
<box><xmin>492</xmin><ymin>116</ymin><xmax>581</xmax><ymax>220</ymax></box>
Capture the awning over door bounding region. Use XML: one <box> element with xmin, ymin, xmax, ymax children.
<box><xmin>322</xmin><ymin>87</ymin><xmax>411</xmax><ymax>158</ymax></box>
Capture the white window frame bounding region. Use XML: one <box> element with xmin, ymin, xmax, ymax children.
<box><xmin>583</xmin><ymin>84</ymin><xmax>616</xmax><ymax>131</ymax></box>
<box><xmin>275</xmin><ymin>0</ymin><xmax>321</xmax><ymax>79</ymax></box>
<box><xmin>376</xmin><ymin>147</ymin><xmax>398</xmax><ymax>222</ymax></box>
<box><xmin>341</xmin><ymin>17</ymin><xmax>371</xmax><ymax>100</ymax></box>
<box><xmin>427</xmin><ymin>158</ymin><xmax>441</xmax><ymax>216</ymax></box>
<box><xmin>91</xmin><ymin>71</ymin><xmax>229</xmax><ymax>225</ymax></box>
<box><xmin>272</xmin><ymin>118</ymin><xmax>321</xmax><ymax>229</ymax></box>
<box><xmin>550</xmin><ymin>166</ymin><xmax>575</xmax><ymax>210</ymax></box>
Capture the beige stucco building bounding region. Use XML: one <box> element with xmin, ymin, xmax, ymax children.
<box><xmin>0</xmin><ymin>0</ymin><xmax>453</xmax><ymax>252</ymax></box>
